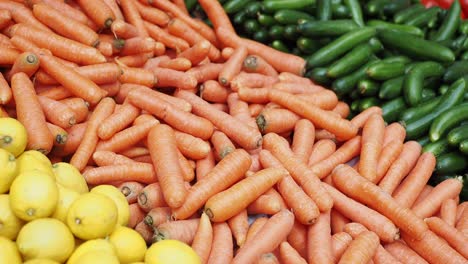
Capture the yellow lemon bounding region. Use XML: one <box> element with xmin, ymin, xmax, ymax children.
<box><xmin>109</xmin><ymin>226</ymin><xmax>147</xmax><ymax>264</ymax></box>
<box><xmin>52</xmin><ymin>162</ymin><xmax>88</xmax><ymax>194</ymax></box>
<box><xmin>91</xmin><ymin>185</ymin><xmax>129</xmax><ymax>227</ymax></box>
<box><xmin>72</xmin><ymin>250</ymin><xmax>120</xmax><ymax>264</ymax></box>
<box><xmin>9</xmin><ymin>170</ymin><xmax>59</xmax><ymax>221</ymax></box>
<box><xmin>0</xmin><ymin>194</ymin><xmax>24</xmax><ymax>240</ymax></box>
<box><xmin>16</xmin><ymin>218</ymin><xmax>74</xmax><ymax>262</ymax></box>
<box><xmin>0</xmin><ymin>236</ymin><xmax>22</xmax><ymax>264</ymax></box>
<box><xmin>23</xmin><ymin>259</ymin><xmax>60</xmax><ymax>264</ymax></box>
<box><xmin>145</xmin><ymin>240</ymin><xmax>201</xmax><ymax>264</ymax></box>
<box><xmin>52</xmin><ymin>185</ymin><xmax>80</xmax><ymax>223</ymax></box>
<box><xmin>67</xmin><ymin>239</ymin><xmax>116</xmax><ymax>264</ymax></box>
<box><xmin>66</xmin><ymin>192</ymin><xmax>118</xmax><ymax>240</ymax></box>
<box><xmin>0</xmin><ymin>148</ymin><xmax>18</xmax><ymax>194</ymax></box>
<box><xmin>17</xmin><ymin>150</ymin><xmax>54</xmax><ymax>178</ymax></box>
<box><xmin>0</xmin><ymin>117</ymin><xmax>27</xmax><ymax>157</ymax></box>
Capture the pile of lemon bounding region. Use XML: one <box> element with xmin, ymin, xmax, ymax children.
<box><xmin>0</xmin><ymin>117</ymin><xmax>152</xmax><ymax>264</ymax></box>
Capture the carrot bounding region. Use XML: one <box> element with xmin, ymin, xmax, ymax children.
<box><xmin>37</xmin><ymin>95</ymin><xmax>76</xmax><ymax>129</ymax></box>
<box><xmin>172</xmin><ymin>149</ymin><xmax>251</xmax><ymax>220</ymax></box>
<box><xmin>331</xmin><ymin>232</ymin><xmax>353</xmax><ymax>262</ymax></box>
<box><xmin>52</xmin><ymin>122</ymin><xmax>87</xmax><ymax>157</ymax></box>
<box><xmin>236</xmin><ymin>87</ymin><xmax>268</xmax><ymax>105</ymax></box>
<box><xmin>0</xmin><ymin>73</ymin><xmax>11</xmax><ymax>105</ymax></box>
<box><xmin>232</xmin><ymin>209</ymin><xmax>295</xmax><ymax>264</ymax></box>
<box><xmin>146</xmin><ymin>124</ymin><xmax>187</xmax><ymax>208</ymax></box>
<box><xmin>230</xmin><ymin>72</ymin><xmax>278</xmax><ymax>92</ymax></box>
<box><xmin>117</xmin><ymin>181</ymin><xmax>144</xmax><ymax>203</ymax></box>
<box><xmin>177</xmin><ymin>41</ymin><xmax>210</xmax><ymax>67</ymax></box>
<box><xmin>383</xmin><ymin>241</ymin><xmax>428</xmax><ymax>264</ymax></box>
<box><xmin>332</xmin><ymin>164</ymin><xmax>428</xmax><ymax>240</ymax></box>
<box><xmin>177</xmin><ymin>149</ymin><xmax>195</xmax><ymax>182</ymax></box>
<box><xmin>118</xmin><ymin>37</ymin><xmax>154</xmax><ymax>56</ymax></box>
<box><xmin>119</xmin><ymin>146</ymin><xmax>149</xmax><ymax>158</ymax></box>
<box><xmin>0</xmin><ymin>9</ymin><xmax>11</xmax><ymax>30</ymax></box>
<box><xmin>221</xmin><ymin>47</ymin><xmax>234</xmax><ymax>60</ymax></box>
<box><xmin>294</xmin><ymin>91</ymin><xmax>339</xmax><ymax>111</ymax></box>
<box><xmin>196</xmin><ymin>150</ymin><xmax>215</xmax><ymax>181</ymax></box>
<box><xmin>207</xmin><ymin>222</ymin><xmax>233</xmax><ymax>264</ymax></box>
<box><xmin>358</xmin><ymin>114</ymin><xmax>385</xmax><ymax>183</ymax></box>
<box><xmin>324</xmin><ymin>184</ymin><xmax>399</xmax><ymax>243</ymax></box>
<box><xmin>330</xmin><ymin>210</ymin><xmax>350</xmax><ymax>234</ymax></box>
<box><xmin>75</xmin><ymin>0</ymin><xmax>115</xmax><ymax>28</ymax></box>
<box><xmin>192</xmin><ymin>212</ymin><xmax>213</xmax><ymax>264</ymax></box>
<box><xmin>307</xmin><ymin>139</ymin><xmax>336</xmax><ymax>167</ymax></box>
<box><xmin>282</xmin><ymin>220</ymin><xmax>306</xmax><ymax>259</ymax></box>
<box><xmin>244</xmin><ymin>217</ymin><xmax>268</xmax><ymax>245</ymax></box>
<box><xmin>456</xmin><ymin>204</ymin><xmax>468</xmax><ymax>236</ymax></box>
<box><xmin>411</xmin><ymin>185</ymin><xmax>435</xmax><ymax>207</ymax></box>
<box><xmin>211</xmin><ymin>130</ymin><xmax>236</xmax><ymax>160</ymax></box>
<box><xmin>310</xmin><ymin>136</ymin><xmax>361</xmax><ymax>180</ymax></box>
<box><xmin>256</xmin><ymin>108</ymin><xmax>300</xmax><ymax>135</ymax></box>
<box><xmin>32</xmin><ymin>3</ymin><xmax>99</xmax><ymax>47</ymax></box>
<box><xmin>157</xmin><ymin>57</ymin><xmax>191</xmax><ymax>71</ymax></box>
<box><xmin>218</xmin><ymin>46</ymin><xmax>248</xmax><ymax>86</ymax></box>
<box><xmin>97</xmin><ymin>102</ymin><xmax>140</xmax><ymax>140</ymax></box>
<box><xmin>132</xmin><ymin>155</ymin><xmax>153</xmax><ymax>163</ymax></box>
<box><xmin>307</xmin><ymin>210</ymin><xmax>334</xmax><ymax>264</ymax></box>
<box><xmin>378</xmin><ymin>141</ymin><xmax>422</xmax><ymax>194</ymax></box>
<box><xmin>227</xmin><ymin>93</ymin><xmax>258</xmax><ymax>129</ymax></box>
<box><xmin>197</xmin><ymin>0</ymin><xmax>235</xmax><ymax>33</ymax></box>
<box><xmin>46</xmin><ymin>122</ymin><xmax>68</xmax><ymax>146</ymax></box>
<box><xmin>382</xmin><ymin>123</ymin><xmax>406</xmax><ymax>147</ymax></box>
<box><xmin>143</xmin><ymin>207</ymin><xmax>171</xmax><ymax>228</ymax></box>
<box><xmin>118</xmin><ymin>0</ymin><xmax>148</xmax><ymax>38</ymax></box>
<box><xmin>121</xmin><ymin>84</ymin><xmax>191</xmax><ymax>111</ymax></box>
<box><xmin>28</xmin><ymin>0</ymin><xmax>94</xmax><ymax>27</ymax></box>
<box><xmin>332</xmin><ymin>101</ymin><xmax>350</xmax><ymax>118</ymax></box>
<box><xmin>154</xmin><ymin>218</ymin><xmax>200</xmax><ymax>244</ymax></box>
<box><xmin>263</xmin><ymin>133</ymin><xmax>333</xmax><ymax>212</ymax></box>
<box><xmin>199</xmin><ymin>80</ymin><xmax>229</xmax><ymax>104</ymax></box>
<box><xmin>9</xmin><ymin>24</ymin><xmax>106</xmax><ymax>65</ymax></box>
<box><xmin>243</xmin><ymin>55</ymin><xmax>278</xmax><ymax>77</ymax></box>
<box><xmin>143</xmin><ymin>21</ymin><xmax>189</xmax><ymax>51</ymax></box>
<box><xmin>83</xmin><ymin>163</ymin><xmax>157</xmax><ymax>185</ymax></box>
<box><xmin>375</xmin><ymin>140</ymin><xmax>404</xmax><ymax>184</ymax></box>
<box><xmin>0</xmin><ymin>1</ymin><xmax>51</xmax><ymax>32</ymax></box>
<box><xmin>205</xmin><ymin>167</ymin><xmax>287</xmax><ymax>222</ymax></box>
<box><xmin>37</xmin><ymin>86</ymin><xmax>73</xmax><ymax>101</ymax></box>
<box><xmin>228</xmin><ymin>209</ymin><xmax>249</xmax><ymax>247</ymax></box>
<box><xmin>115</xmin><ymin>53</ymin><xmax>149</xmax><ymax>67</ymax></box>
<box><xmin>11</xmin><ymin>72</ymin><xmax>53</xmax><ymax>154</ymax></box>
<box><xmin>186</xmin><ymin>63</ymin><xmax>223</xmax><ymax>84</ymax></box>
<box><xmin>175</xmin><ymin>90</ymin><xmax>262</xmax><ymax>150</ymax></box>
<box><xmin>146</xmin><ymin>0</ymin><xmax>199</xmax><ymax>29</ymax></box>
<box><xmin>440</xmin><ymin>199</ymin><xmax>458</xmax><ymax>227</ymax></box>
<box><xmin>272</xmin><ymin>82</ymin><xmax>324</xmax><ymax>95</ymax></box>
<box><xmin>57</xmin><ymin>98</ymin><xmax>88</xmax><ymax>124</ymax></box>
<box><xmin>137</xmin><ymin>183</ymin><xmax>168</xmax><ymax>212</ymax></box>
<box><xmin>247</xmin><ymin>189</ymin><xmax>284</xmax><ymax>215</ymax></box>
<box><xmin>173</xmin><ymin>132</ymin><xmax>209</xmax><ymax>161</ymax></box>
<box><xmin>134</xmin><ymin>220</ymin><xmax>154</xmax><ymax>244</ymax></box>
<box><xmin>0</xmin><ymin>46</ymin><xmax>20</xmax><ymax>65</ymax></box>
<box><xmin>102</xmin><ymin>0</ymin><xmax>124</xmax><ymax>20</ymax></box>
<box><xmin>249</xmin><ymin>104</ymin><xmax>264</xmax><ymax>117</ymax></box>
<box><xmin>348</xmin><ymin>107</ymin><xmax>382</xmax><ymax>130</ymax></box>
<box><xmin>70</xmin><ymin>97</ymin><xmax>115</xmax><ymax>171</ymax></box>
<box><xmin>402</xmin><ymin>229</ymin><xmax>466</xmax><ymax>264</ymax></box>
<box><xmin>279</xmin><ymin>241</ymin><xmax>307</xmax><ymax>264</ymax></box>
<box><xmin>411</xmin><ymin>178</ymin><xmax>463</xmax><ymax>218</ymax></box>
<box><xmin>0</xmin><ymin>33</ymin><xmax>13</xmax><ymax>48</ymax></box>
<box><xmin>59</xmin><ymin>63</ymin><xmax>122</xmax><ymax>85</ymax></box>
<box><xmin>128</xmin><ymin>203</ymin><xmax>145</xmax><ymax>229</ymax></box>
<box><xmin>6</xmin><ymin>51</ymin><xmax>39</xmax><ymax>80</ymax></box>
<box><xmin>37</xmin><ymin>51</ymin><xmax>105</xmax><ymax>105</ymax></box>
<box><xmin>257</xmin><ymin>253</ymin><xmax>279</xmax><ymax>264</ymax></box>
<box><xmin>119</xmin><ymin>66</ymin><xmax>156</xmax><ymax>88</ymax></box>
<box><xmin>151</xmin><ymin>67</ymin><xmax>198</xmax><ymax>90</ymax></box>
<box><xmin>134</xmin><ymin>1</ymin><xmax>170</xmax><ymax>27</ymax></box>
<box><xmin>424</xmin><ymin>217</ymin><xmax>468</xmax><ymax>258</ymax></box>
<box><xmin>338</xmin><ymin>231</ymin><xmax>380</xmax><ymax>264</ymax></box>
<box><xmin>268</xmin><ymin>89</ymin><xmax>358</xmax><ymax>141</ymax></box>
<box><xmin>291</xmin><ymin>119</ymin><xmax>315</xmax><ymax>164</ymax></box>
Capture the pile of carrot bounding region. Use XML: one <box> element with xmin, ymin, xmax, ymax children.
<box><xmin>0</xmin><ymin>0</ymin><xmax>467</xmax><ymax>263</ymax></box>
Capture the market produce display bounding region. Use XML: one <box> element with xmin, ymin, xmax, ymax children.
<box><xmin>0</xmin><ymin>0</ymin><xmax>467</xmax><ymax>263</ymax></box>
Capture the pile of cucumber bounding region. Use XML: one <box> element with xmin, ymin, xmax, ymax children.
<box><xmin>186</xmin><ymin>0</ymin><xmax>467</xmax><ymax>198</ymax></box>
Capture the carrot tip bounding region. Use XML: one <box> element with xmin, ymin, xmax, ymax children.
<box><xmin>104</xmin><ymin>18</ymin><xmax>114</xmax><ymax>29</ymax></box>
<box><xmin>205</xmin><ymin>208</ymin><xmax>214</xmax><ymax>219</ymax></box>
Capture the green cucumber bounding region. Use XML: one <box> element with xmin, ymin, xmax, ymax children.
<box><xmin>243</xmin><ymin>19</ymin><xmax>261</xmax><ymax>35</ymax></box>
<box><xmin>274</xmin><ymin>10</ymin><xmax>315</xmax><ymax>24</ymax></box>
<box><xmin>429</xmin><ymin>102</ymin><xmax>468</xmax><ymax>142</ymax></box>
<box><xmin>421</xmin><ymin>88</ymin><xmax>437</xmax><ymax>101</ymax></box>
<box><xmin>245</xmin><ymin>2</ymin><xmax>264</xmax><ymax>17</ymax></box>
<box><xmin>233</xmin><ymin>10</ymin><xmax>249</xmax><ymax>25</ymax></box>
<box><xmin>404</xmin><ymin>6</ymin><xmax>440</xmax><ymax>28</ymax></box>
<box><xmin>358</xmin><ymin>78</ymin><xmax>380</xmax><ymax>97</ymax></box>
<box><xmin>263</xmin><ymin>0</ymin><xmax>315</xmax><ymax>12</ymax></box>
<box><xmin>367</xmin><ymin>19</ymin><xmax>424</xmax><ymax>37</ymax></box>
<box><xmin>417</xmin><ymin>136</ymin><xmax>431</xmax><ymax>147</ymax></box>
<box><xmin>223</xmin><ymin>0</ymin><xmax>251</xmax><ymax>14</ymax></box>
<box><xmin>307</xmin><ymin>67</ymin><xmax>331</xmax><ymax>85</ymax></box>
<box><xmin>435</xmin><ymin>152</ymin><xmax>467</xmax><ymax>175</ymax></box>
<box><xmin>423</xmin><ymin>138</ymin><xmax>450</xmax><ymax>158</ymax></box>
<box><xmin>297</xmin><ymin>20</ymin><xmax>359</xmax><ymax>37</ymax></box>
<box><xmin>344</xmin><ymin>0</ymin><xmax>364</xmax><ymax>27</ymax></box>
<box><xmin>366</xmin><ymin>61</ymin><xmax>405</xmax><ymax>80</ymax></box>
<box><xmin>459</xmin><ymin>20</ymin><xmax>468</xmax><ymax>35</ymax></box>
<box><xmin>269</xmin><ymin>25</ymin><xmax>285</xmax><ymax>40</ymax></box>
<box><xmin>431</xmin><ymin>0</ymin><xmax>461</xmax><ymax>42</ymax></box>
<box><xmin>365</xmin><ymin>0</ymin><xmax>387</xmax><ymax>17</ymax></box>
<box><xmin>379</xmin><ymin>76</ymin><xmax>404</xmax><ymax>99</ymax></box>
<box><xmin>403</xmin><ymin>61</ymin><xmax>445</xmax><ymax>106</ymax></box>
<box><xmin>443</xmin><ymin>60</ymin><xmax>468</xmax><ymax>83</ymax></box>
<box><xmin>400</xmin><ymin>96</ymin><xmax>442</xmax><ymax>122</ymax></box>
<box><xmin>331</xmin><ymin>4</ymin><xmax>350</xmax><ymax>18</ymax></box>
<box><xmin>270</xmin><ymin>39</ymin><xmax>289</xmax><ymax>53</ymax></box>
<box><xmin>393</xmin><ymin>3</ymin><xmax>425</xmax><ymax>24</ymax></box>
<box><xmin>284</xmin><ymin>25</ymin><xmax>300</xmax><ymax>40</ymax></box>
<box><xmin>297</xmin><ymin>37</ymin><xmax>321</xmax><ymax>54</ymax></box>
<box><xmin>331</xmin><ymin>57</ymin><xmax>379</xmax><ymax>96</ymax></box>
<box><xmin>460</xmin><ymin>140</ymin><xmax>468</xmax><ymax>155</ymax></box>
<box><xmin>253</xmin><ymin>29</ymin><xmax>269</xmax><ymax>43</ymax></box>
<box><xmin>382</xmin><ymin>0</ymin><xmax>411</xmax><ymax>16</ymax></box>
<box><xmin>317</xmin><ymin>0</ymin><xmax>332</xmax><ymax>21</ymax></box>
<box><xmin>257</xmin><ymin>13</ymin><xmax>276</xmax><ymax>27</ymax></box>
<box><xmin>447</xmin><ymin>124</ymin><xmax>468</xmax><ymax>146</ymax></box>
<box><xmin>359</xmin><ymin>97</ymin><xmax>380</xmax><ymax>111</ymax></box>
<box><xmin>381</xmin><ymin>97</ymin><xmax>407</xmax><ymax>123</ymax></box>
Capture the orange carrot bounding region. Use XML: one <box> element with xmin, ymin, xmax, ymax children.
<box><xmin>227</xmin><ymin>93</ymin><xmax>258</xmax><ymax>129</ymax></box>
<box><xmin>52</xmin><ymin>122</ymin><xmax>87</xmax><ymax>157</ymax></box>
<box><xmin>359</xmin><ymin>114</ymin><xmax>385</xmax><ymax>183</ymax></box>
<box><xmin>391</xmin><ymin>152</ymin><xmax>437</xmax><ymax>208</ymax></box>
<box><xmin>121</xmin><ymin>84</ymin><xmax>191</xmax><ymax>111</ymax></box>
<box><xmin>425</xmin><ymin>217</ymin><xmax>468</xmax><ymax>259</ymax></box>
<box><xmin>245</xmin><ymin>217</ymin><xmax>268</xmax><ymax>245</ymax></box>
<box><xmin>0</xmin><ymin>1</ymin><xmax>51</xmax><ymax>32</ymax></box>
<box><xmin>119</xmin><ymin>66</ymin><xmax>156</xmax><ymax>87</ymax></box>
<box><xmin>128</xmin><ymin>203</ymin><xmax>145</xmax><ymax>229</ymax></box>
<box><xmin>83</xmin><ymin>163</ymin><xmax>157</xmax><ymax>185</ymax></box>
<box><xmin>268</xmin><ymin>89</ymin><xmax>358</xmax><ymax>141</ymax></box>
<box><xmin>173</xmin><ymin>149</ymin><xmax>251</xmax><ymax>220</ymax></box>
<box><xmin>332</xmin><ymin>164</ymin><xmax>428</xmax><ymax>240</ymax></box>
<box><xmin>115</xmin><ymin>53</ymin><xmax>149</xmax><ymax>67</ymax></box>
<box><xmin>228</xmin><ymin>209</ymin><xmax>249</xmax><ymax>247</ymax></box>
<box><xmin>332</xmin><ymin>101</ymin><xmax>350</xmax><ymax>119</ymax></box>
<box><xmin>197</xmin><ymin>0</ymin><xmax>235</xmax><ymax>33</ymax></box>
<box><xmin>75</xmin><ymin>0</ymin><xmax>115</xmax><ymax>28</ymax></box>
<box><xmin>70</xmin><ymin>97</ymin><xmax>115</xmax><ymax>171</ymax></box>
<box><xmin>134</xmin><ymin>220</ymin><xmax>154</xmax><ymax>244</ymax></box>
<box><xmin>199</xmin><ymin>80</ymin><xmax>229</xmax><ymax>103</ymax></box>
<box><xmin>207</xmin><ymin>222</ymin><xmax>233</xmax><ymax>264</ymax></box>
<box><xmin>440</xmin><ymin>199</ymin><xmax>458</xmax><ymax>227</ymax></box>
<box><xmin>412</xmin><ymin>185</ymin><xmax>435</xmax><ymax>206</ymax></box>
<box><xmin>221</xmin><ymin>47</ymin><xmax>235</xmax><ymax>60</ymax></box>
<box><xmin>37</xmin><ymin>86</ymin><xmax>72</xmax><ymax>101</ymax></box>
<box><xmin>330</xmin><ymin>210</ymin><xmax>350</xmax><ymax>234</ymax></box>
<box><xmin>279</xmin><ymin>241</ymin><xmax>307</xmax><ymax>264</ymax></box>
<box><xmin>175</xmin><ymin>90</ymin><xmax>262</xmax><ymax>150</ymax></box>
<box><xmin>232</xmin><ymin>209</ymin><xmax>295</xmax><ymax>264</ymax></box>
<box><xmin>383</xmin><ymin>122</ymin><xmax>406</xmax><ymax>147</ymax></box>
<box><xmin>143</xmin><ymin>21</ymin><xmax>189</xmax><ymax>51</ymax></box>
<box><xmin>0</xmin><ymin>73</ymin><xmax>12</xmax><ymax>105</ymax></box>
<box><xmin>154</xmin><ymin>218</ymin><xmax>200</xmax><ymax>244</ymax></box>
<box><xmin>38</xmin><ymin>95</ymin><xmax>76</xmax><ymax>129</ymax></box>
<box><xmin>263</xmin><ymin>133</ymin><xmax>333</xmax><ymax>212</ymax></box>
<box><xmin>177</xmin><ymin>40</ymin><xmax>211</xmax><ymax>66</ymax></box>
<box><xmin>59</xmin><ymin>97</ymin><xmax>89</xmax><ymax>124</ymax></box>
<box><xmin>378</xmin><ymin>141</ymin><xmax>422</xmax><ymax>194</ymax></box>
<box><xmin>307</xmin><ymin>139</ymin><xmax>336</xmax><ymax>167</ymax></box>
<box><xmin>102</xmin><ymin>0</ymin><xmax>124</xmax><ymax>21</ymax></box>
<box><xmin>272</xmin><ymin>82</ymin><xmax>324</xmax><ymax>95</ymax></box>
<box><xmin>323</xmin><ymin>184</ymin><xmax>400</xmax><ymax>243</ymax></box>
<box><xmin>0</xmin><ymin>46</ymin><xmax>20</xmax><ymax>65</ymax></box>
<box><xmin>119</xmin><ymin>146</ymin><xmax>149</xmax><ymax>158</ymax></box>
<box><xmin>11</xmin><ymin>72</ymin><xmax>53</xmax><ymax>154</ymax></box>
<box><xmin>338</xmin><ymin>231</ymin><xmax>380</xmax><ymax>264</ymax></box>
<box><xmin>137</xmin><ymin>183</ymin><xmax>168</xmax><ymax>212</ymax></box>
<box><xmin>331</xmin><ymin>232</ymin><xmax>353</xmax><ymax>262</ymax></box>
<box><xmin>211</xmin><ymin>130</ymin><xmax>236</xmax><ymax>160</ymax></box>
<box><xmin>456</xmin><ymin>204</ymin><xmax>468</xmax><ymax>236</ymax></box>
<box><xmin>411</xmin><ymin>178</ymin><xmax>463</xmax><ymax>218</ymax></box>
<box><xmin>117</xmin><ymin>181</ymin><xmax>144</xmax><ymax>203</ymax></box>
<box><xmin>186</xmin><ymin>63</ymin><xmax>224</xmax><ymax>84</ymax></box>
<box><xmin>349</xmin><ymin>106</ymin><xmax>383</xmax><ymax>130</ymax></box>
<box><xmin>118</xmin><ymin>37</ymin><xmax>154</xmax><ymax>55</ymax></box>
<box><xmin>375</xmin><ymin>140</ymin><xmax>404</xmax><ymax>183</ymax></box>
<box><xmin>219</xmin><ymin>46</ymin><xmax>248</xmax><ymax>86</ymax></box>
<box><xmin>286</xmin><ymin>220</ymin><xmax>307</xmax><ymax>258</ymax></box>
<box><xmin>158</xmin><ymin>57</ymin><xmax>192</xmax><ymax>71</ymax></box>
<box><xmin>230</xmin><ymin>72</ymin><xmax>279</xmax><ymax>92</ymax></box>
<box><xmin>307</xmin><ymin>210</ymin><xmax>334</xmax><ymax>264</ymax></box>
<box><xmin>177</xmin><ymin>149</ymin><xmax>195</xmax><ymax>182</ymax></box>
<box><xmin>401</xmin><ymin>230</ymin><xmax>466</xmax><ymax>264</ymax></box>
<box><xmin>291</xmin><ymin>119</ymin><xmax>315</xmax><ymax>164</ymax></box>
<box><xmin>97</xmin><ymin>102</ymin><xmax>140</xmax><ymax>140</ymax></box>
<box><xmin>249</xmin><ymin>104</ymin><xmax>264</xmax><ymax>117</ymax></box>
<box><xmin>143</xmin><ymin>207</ymin><xmax>171</xmax><ymax>228</ymax></box>
<box><xmin>237</xmin><ymin>87</ymin><xmax>269</xmax><ymax>104</ymax></box>
<box><xmin>6</xmin><ymin>51</ymin><xmax>39</xmax><ymax>80</ymax></box>
<box><xmin>0</xmin><ymin>9</ymin><xmax>11</xmax><ymax>30</ymax></box>
<box><xmin>134</xmin><ymin>1</ymin><xmax>170</xmax><ymax>27</ymax></box>
<box><xmin>295</xmin><ymin>90</ymin><xmax>339</xmax><ymax>111</ymax></box>
<box><xmin>205</xmin><ymin>167</ymin><xmax>287</xmax><ymax>222</ymax></box>
<box><xmin>383</xmin><ymin>241</ymin><xmax>428</xmax><ymax>264</ymax></box>
<box><xmin>119</xmin><ymin>0</ymin><xmax>149</xmax><ymax>37</ymax></box>
<box><xmin>256</xmin><ymin>108</ymin><xmax>300</xmax><ymax>134</ymax></box>
<box><xmin>47</xmin><ymin>122</ymin><xmax>68</xmax><ymax>146</ymax></box>
<box><xmin>42</xmin><ymin>63</ymin><xmax>121</xmax><ymax>85</ymax></box>
<box><xmin>243</xmin><ymin>55</ymin><xmax>278</xmax><ymax>77</ymax></box>
<box><xmin>173</xmin><ymin>131</ymin><xmax>210</xmax><ymax>160</ymax></box>
<box><xmin>192</xmin><ymin>212</ymin><xmax>213</xmax><ymax>264</ymax></box>
<box><xmin>196</xmin><ymin>150</ymin><xmax>215</xmax><ymax>181</ymax></box>
<box><xmin>151</xmin><ymin>67</ymin><xmax>198</xmax><ymax>90</ymax></box>
<box><xmin>247</xmin><ymin>190</ymin><xmax>283</xmax><ymax>215</ymax></box>
<box><xmin>309</xmin><ymin>136</ymin><xmax>362</xmax><ymax>179</ymax></box>
<box><xmin>147</xmin><ymin>0</ymin><xmax>200</xmax><ymax>30</ymax></box>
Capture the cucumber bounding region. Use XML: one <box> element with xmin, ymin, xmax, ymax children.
<box><xmin>245</xmin><ymin>2</ymin><xmax>264</xmax><ymax>17</ymax></box>
<box><xmin>367</xmin><ymin>19</ymin><xmax>424</xmax><ymax>37</ymax></box>
<box><xmin>307</xmin><ymin>67</ymin><xmax>332</xmax><ymax>85</ymax></box>
<box><xmin>423</xmin><ymin>139</ymin><xmax>451</xmax><ymax>158</ymax></box>
<box><xmin>359</xmin><ymin>97</ymin><xmax>380</xmax><ymax>111</ymax></box>
<box><xmin>366</xmin><ymin>61</ymin><xmax>405</xmax><ymax>80</ymax></box>
<box><xmin>379</xmin><ymin>76</ymin><xmax>404</xmax><ymax>99</ymax></box>
<box><xmin>364</xmin><ymin>0</ymin><xmax>387</xmax><ymax>17</ymax></box>
<box><xmin>243</xmin><ymin>19</ymin><xmax>261</xmax><ymax>35</ymax></box>
<box><xmin>381</xmin><ymin>97</ymin><xmax>407</xmax><ymax>123</ymax></box>
<box><xmin>443</xmin><ymin>60</ymin><xmax>468</xmax><ymax>83</ymax></box>
<box><xmin>274</xmin><ymin>10</ymin><xmax>315</xmax><ymax>24</ymax></box>
<box><xmin>297</xmin><ymin>20</ymin><xmax>359</xmax><ymax>37</ymax></box>
<box><xmin>331</xmin><ymin>4</ymin><xmax>350</xmax><ymax>18</ymax></box>
<box><xmin>431</xmin><ymin>0</ymin><xmax>461</xmax><ymax>42</ymax></box>
<box><xmin>269</xmin><ymin>25</ymin><xmax>285</xmax><ymax>40</ymax></box>
<box><xmin>447</xmin><ymin>124</ymin><xmax>468</xmax><ymax>146</ymax></box>
<box><xmin>344</xmin><ymin>0</ymin><xmax>365</xmax><ymax>27</ymax></box>
<box><xmin>382</xmin><ymin>0</ymin><xmax>411</xmax><ymax>16</ymax></box>
<box><xmin>429</xmin><ymin>102</ymin><xmax>468</xmax><ymax>142</ymax></box>
<box><xmin>403</xmin><ymin>61</ymin><xmax>445</xmax><ymax>106</ymax></box>
<box><xmin>317</xmin><ymin>0</ymin><xmax>332</xmax><ymax>21</ymax></box>
<box><xmin>331</xmin><ymin>57</ymin><xmax>379</xmax><ymax>96</ymax></box>
<box><xmin>257</xmin><ymin>13</ymin><xmax>276</xmax><ymax>27</ymax></box>
<box><xmin>435</xmin><ymin>152</ymin><xmax>467</xmax><ymax>175</ymax></box>
<box><xmin>358</xmin><ymin>78</ymin><xmax>380</xmax><ymax>97</ymax></box>
<box><xmin>400</xmin><ymin>97</ymin><xmax>442</xmax><ymax>122</ymax></box>
<box><xmin>417</xmin><ymin>136</ymin><xmax>431</xmax><ymax>147</ymax></box>
<box><xmin>460</xmin><ymin>139</ymin><xmax>468</xmax><ymax>155</ymax></box>
<box><xmin>223</xmin><ymin>0</ymin><xmax>251</xmax><ymax>14</ymax></box>
<box><xmin>270</xmin><ymin>40</ymin><xmax>289</xmax><ymax>53</ymax></box>
<box><xmin>404</xmin><ymin>6</ymin><xmax>440</xmax><ymax>28</ymax></box>
<box><xmin>297</xmin><ymin>37</ymin><xmax>321</xmax><ymax>54</ymax></box>
<box><xmin>252</xmin><ymin>29</ymin><xmax>269</xmax><ymax>43</ymax></box>
<box><xmin>421</xmin><ymin>88</ymin><xmax>436</xmax><ymax>102</ymax></box>
<box><xmin>263</xmin><ymin>0</ymin><xmax>316</xmax><ymax>12</ymax></box>
<box><xmin>284</xmin><ymin>25</ymin><xmax>300</xmax><ymax>40</ymax></box>
<box><xmin>393</xmin><ymin>3</ymin><xmax>425</xmax><ymax>24</ymax></box>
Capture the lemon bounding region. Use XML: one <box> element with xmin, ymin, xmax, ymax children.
<box><xmin>145</xmin><ymin>240</ymin><xmax>201</xmax><ymax>264</ymax></box>
<box><xmin>0</xmin><ymin>148</ymin><xmax>18</xmax><ymax>194</ymax></box>
<box><xmin>17</xmin><ymin>150</ymin><xmax>54</xmax><ymax>178</ymax></box>
<box><xmin>0</xmin><ymin>194</ymin><xmax>24</xmax><ymax>240</ymax></box>
<box><xmin>52</xmin><ymin>162</ymin><xmax>88</xmax><ymax>194</ymax></box>
<box><xmin>91</xmin><ymin>185</ymin><xmax>129</xmax><ymax>227</ymax></box>
<box><xmin>67</xmin><ymin>239</ymin><xmax>116</xmax><ymax>264</ymax></box>
<box><xmin>52</xmin><ymin>185</ymin><xmax>80</xmax><ymax>223</ymax></box>
<box><xmin>16</xmin><ymin>218</ymin><xmax>74</xmax><ymax>262</ymax></box>
<box><xmin>0</xmin><ymin>117</ymin><xmax>27</xmax><ymax>157</ymax></box>
<box><xmin>23</xmin><ymin>259</ymin><xmax>60</xmax><ymax>264</ymax></box>
<box><xmin>109</xmin><ymin>226</ymin><xmax>147</xmax><ymax>264</ymax></box>
<box><xmin>0</xmin><ymin>236</ymin><xmax>22</xmax><ymax>264</ymax></box>
<box><xmin>72</xmin><ymin>250</ymin><xmax>120</xmax><ymax>264</ymax></box>
<box><xmin>66</xmin><ymin>192</ymin><xmax>118</xmax><ymax>240</ymax></box>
